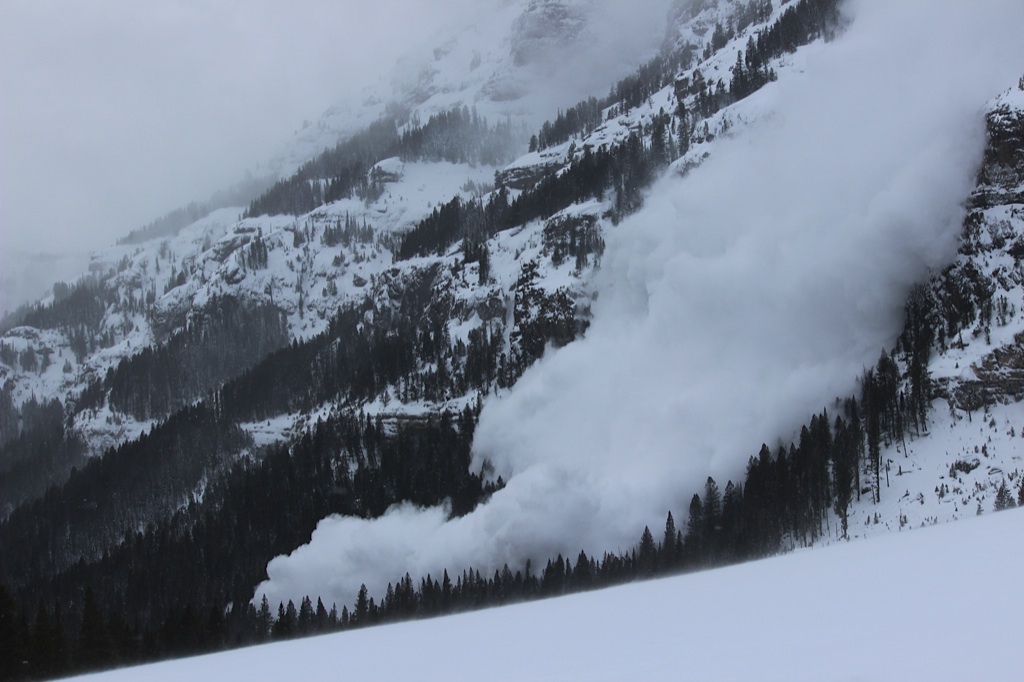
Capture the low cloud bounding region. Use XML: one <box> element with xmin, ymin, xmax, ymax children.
<box><xmin>0</xmin><ymin>0</ymin><xmax>476</xmax><ymax>308</ymax></box>
<box><xmin>256</xmin><ymin>0</ymin><xmax>1024</xmax><ymax>607</ymax></box>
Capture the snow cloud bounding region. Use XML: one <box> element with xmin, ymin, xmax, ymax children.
<box><xmin>256</xmin><ymin>0</ymin><xmax>1024</xmax><ymax>607</ymax></box>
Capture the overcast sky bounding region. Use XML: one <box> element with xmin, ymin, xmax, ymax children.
<box><xmin>0</xmin><ymin>0</ymin><xmax>475</xmax><ymax>305</ymax></box>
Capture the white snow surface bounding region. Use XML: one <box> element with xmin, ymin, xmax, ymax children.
<box><xmin>72</xmin><ymin>507</ymin><xmax>1024</xmax><ymax>682</ymax></box>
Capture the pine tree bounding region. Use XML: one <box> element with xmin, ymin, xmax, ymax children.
<box><xmin>703</xmin><ymin>477</ymin><xmax>722</xmax><ymax>533</ymax></box>
<box><xmin>297</xmin><ymin>596</ymin><xmax>314</xmax><ymax>634</ymax></box>
<box><xmin>354</xmin><ymin>585</ymin><xmax>370</xmax><ymax>626</ymax></box>
<box><xmin>702</xmin><ymin>477</ymin><xmax>723</xmax><ymax>560</ymax></box>
<box><xmin>51</xmin><ymin>599</ymin><xmax>69</xmax><ymax>675</ymax></box>
<box><xmin>31</xmin><ymin>599</ymin><xmax>54</xmax><ymax>677</ymax></box>
<box><xmin>638</xmin><ymin>526</ymin><xmax>657</xmax><ymax>575</ymax></box>
<box><xmin>994</xmin><ymin>480</ymin><xmax>1016</xmax><ymax>511</ymax></box>
<box><xmin>78</xmin><ymin>587</ymin><xmax>112</xmax><ymax>671</ymax></box>
<box><xmin>272</xmin><ymin>601</ymin><xmax>296</xmax><ymax>639</ymax></box>
<box><xmin>315</xmin><ymin>598</ymin><xmax>328</xmax><ymax>631</ymax></box>
<box><xmin>255</xmin><ymin>595</ymin><xmax>272</xmax><ymax>641</ymax></box>
<box><xmin>685</xmin><ymin>493</ymin><xmax>704</xmax><ymax>562</ymax></box>
<box><xmin>0</xmin><ymin>586</ymin><xmax>26</xmax><ymax>681</ymax></box>
<box><xmin>662</xmin><ymin>511</ymin><xmax>677</xmax><ymax>567</ymax></box>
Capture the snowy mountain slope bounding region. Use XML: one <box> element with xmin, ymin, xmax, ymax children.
<box><xmin>0</xmin><ymin>0</ymin><xmax>674</xmax><ymax>457</ymax></box>
<box><xmin>70</xmin><ymin>507</ymin><xmax>1024</xmax><ymax>682</ymax></box>
<box><xmin>2</xmin><ymin>2</ymin><xmax>1024</xmax><ymax>677</ymax></box>
<box><xmin>2</xmin><ymin>0</ymin><xmax>1020</xmax><ymax>581</ymax></box>
<box><xmin>0</xmin><ymin>0</ymin><xmax>681</xmax><ymax>468</ymax></box>
<box><xmin>253</xmin><ymin>4</ymin><xmax>1024</xmax><ymax>609</ymax></box>
<box><xmin>835</xmin><ymin>399</ymin><xmax>1022</xmax><ymax>541</ymax></box>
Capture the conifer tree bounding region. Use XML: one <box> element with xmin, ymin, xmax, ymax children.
<box><xmin>662</xmin><ymin>511</ymin><xmax>677</xmax><ymax>567</ymax></box>
<box><xmin>255</xmin><ymin>595</ymin><xmax>272</xmax><ymax>641</ymax></box>
<box><xmin>32</xmin><ymin>599</ymin><xmax>56</xmax><ymax>678</ymax></box>
<box><xmin>315</xmin><ymin>598</ymin><xmax>328</xmax><ymax>631</ymax></box>
<box><xmin>638</xmin><ymin>526</ymin><xmax>657</xmax><ymax>575</ymax></box>
<box><xmin>994</xmin><ymin>480</ymin><xmax>1016</xmax><ymax>511</ymax></box>
<box><xmin>78</xmin><ymin>587</ymin><xmax>112</xmax><ymax>671</ymax></box>
<box><xmin>685</xmin><ymin>493</ymin><xmax>704</xmax><ymax>561</ymax></box>
<box><xmin>297</xmin><ymin>596</ymin><xmax>314</xmax><ymax>634</ymax></box>
<box><xmin>0</xmin><ymin>585</ymin><xmax>25</xmax><ymax>681</ymax></box>
<box><xmin>354</xmin><ymin>585</ymin><xmax>370</xmax><ymax>626</ymax></box>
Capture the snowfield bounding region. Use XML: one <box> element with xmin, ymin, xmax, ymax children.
<box><xmin>72</xmin><ymin>507</ymin><xmax>1024</xmax><ymax>682</ymax></box>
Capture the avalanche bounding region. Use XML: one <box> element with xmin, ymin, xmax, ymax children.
<box><xmin>254</xmin><ymin>0</ymin><xmax>1024</xmax><ymax>608</ymax></box>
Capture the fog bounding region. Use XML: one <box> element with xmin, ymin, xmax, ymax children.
<box><xmin>0</xmin><ymin>0</ymin><xmax>476</xmax><ymax>314</ymax></box>
<box><xmin>256</xmin><ymin>0</ymin><xmax>1024</xmax><ymax>608</ymax></box>
<box><xmin>0</xmin><ymin>0</ymin><xmax>677</xmax><ymax>316</ymax></box>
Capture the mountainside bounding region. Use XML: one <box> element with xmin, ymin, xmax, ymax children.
<box><xmin>1</xmin><ymin>0</ymin><xmax>1023</xmax><ymax>678</ymax></box>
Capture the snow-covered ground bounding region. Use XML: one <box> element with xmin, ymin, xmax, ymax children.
<box><xmin>71</xmin><ymin>507</ymin><xmax>1024</xmax><ymax>682</ymax></box>
<box><xmin>834</xmin><ymin>399</ymin><xmax>1023</xmax><ymax>542</ymax></box>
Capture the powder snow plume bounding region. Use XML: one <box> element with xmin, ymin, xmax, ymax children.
<box><xmin>255</xmin><ymin>0</ymin><xmax>1024</xmax><ymax>606</ymax></box>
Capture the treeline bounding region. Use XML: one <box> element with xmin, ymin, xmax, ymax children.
<box><xmin>0</xmin><ymin>277</ymin><xmax>110</xmax><ymax>343</ymax></box>
<box><xmin>531</xmin><ymin>47</ymin><xmax>694</xmax><ymax>153</ymax></box>
<box><xmin>395</xmin><ymin>191</ymin><xmax>512</xmax><ymax>260</ymax></box>
<box><xmin>530</xmin><ymin>97</ymin><xmax>604</xmax><ymax>152</ymax></box>
<box><xmin>686</xmin><ymin>0</ymin><xmax>840</xmax><ymax>118</ymax></box>
<box><xmin>754</xmin><ymin>0</ymin><xmax>841</xmax><ymax>55</ymax></box>
<box><xmin>0</xmin><ymin>404</ymin><xmax>251</xmax><ymax>584</ymax></box>
<box><xmin>219</xmin><ymin>263</ymin><xmax>577</xmax><ymax>424</ymax></box>
<box><xmin>321</xmin><ymin>213</ymin><xmax>374</xmax><ymax>249</ymax></box>
<box><xmin>542</xmin><ymin>213</ymin><xmax>605</xmax><ymax>272</ymax></box>
<box><xmin>0</xmin><ymin>407</ymin><xmax>496</xmax><ymax>679</ymax></box>
<box><xmin>529</xmin><ymin>0</ymin><xmax>838</xmax><ymax>151</ymax></box>
<box><xmin>240</xmin><ymin>0</ymin><xmax>841</xmax><ymax>224</ymax></box>
<box><xmin>78</xmin><ymin>297</ymin><xmax>289</xmax><ymax>421</ymax></box>
<box><xmin>0</xmin><ymin>376</ymin><xmax>954</xmax><ymax>681</ymax></box>
<box><xmin>399</xmin><ymin>126</ymin><xmax>669</xmax><ymax>262</ymax></box>
<box><xmin>1</xmin><ymin>261</ymin><xmax>578</xmax><ymax>583</ymax></box>
<box><xmin>244</xmin><ymin>108</ymin><xmax>523</xmax><ymax>219</ymax></box>
<box><xmin>399</xmin><ymin>106</ymin><xmax>521</xmax><ymax>166</ymax></box>
<box><xmin>0</xmin><ymin>397</ymin><xmax>85</xmax><ymax>519</ymax></box>
<box><xmin>116</xmin><ymin>202</ymin><xmax>211</xmax><ymax>247</ymax></box>
<box><xmin>401</xmin><ymin>0</ymin><xmax>848</xmax><ymax>264</ymax></box>
<box><xmin>245</xmin><ymin>118</ymin><xmax>398</xmax><ymax>218</ymax></box>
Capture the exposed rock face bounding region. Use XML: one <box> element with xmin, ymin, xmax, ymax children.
<box><xmin>510</xmin><ymin>1</ymin><xmax>586</xmax><ymax>67</ymax></box>
<box><xmin>937</xmin><ymin>84</ymin><xmax>1024</xmax><ymax>411</ymax></box>
<box><xmin>946</xmin><ymin>332</ymin><xmax>1024</xmax><ymax>411</ymax></box>
<box><xmin>972</xmin><ymin>86</ymin><xmax>1024</xmax><ymax>208</ymax></box>
<box><xmin>497</xmin><ymin>161</ymin><xmax>561</xmax><ymax>190</ymax></box>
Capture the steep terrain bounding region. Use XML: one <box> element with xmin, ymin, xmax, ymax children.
<box><xmin>1</xmin><ymin>1</ymin><xmax>1022</xmax><ymax>678</ymax></box>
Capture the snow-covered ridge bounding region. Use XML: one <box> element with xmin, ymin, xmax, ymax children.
<box><xmin>0</xmin><ymin>0</ymin><xmax>685</xmax><ymax>450</ymax></box>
